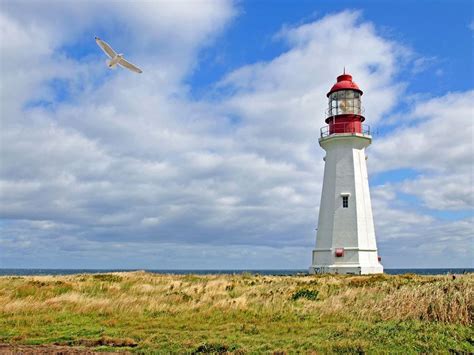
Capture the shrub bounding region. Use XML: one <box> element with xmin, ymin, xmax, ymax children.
<box><xmin>291</xmin><ymin>289</ymin><xmax>319</xmax><ymax>301</ymax></box>
<box><xmin>92</xmin><ymin>274</ymin><xmax>123</xmax><ymax>282</ymax></box>
<box><xmin>192</xmin><ymin>342</ymin><xmax>233</xmax><ymax>354</ymax></box>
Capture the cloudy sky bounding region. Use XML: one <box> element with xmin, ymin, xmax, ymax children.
<box><xmin>0</xmin><ymin>0</ymin><xmax>472</xmax><ymax>269</ymax></box>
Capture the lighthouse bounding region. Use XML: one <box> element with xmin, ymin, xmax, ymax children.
<box><xmin>309</xmin><ymin>72</ymin><xmax>383</xmax><ymax>275</ymax></box>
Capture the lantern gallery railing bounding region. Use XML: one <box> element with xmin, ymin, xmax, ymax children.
<box><xmin>320</xmin><ymin>123</ymin><xmax>371</xmax><ymax>138</ymax></box>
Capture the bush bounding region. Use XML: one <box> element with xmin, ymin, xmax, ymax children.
<box><xmin>92</xmin><ymin>274</ymin><xmax>123</xmax><ymax>282</ymax></box>
<box><xmin>291</xmin><ymin>289</ymin><xmax>319</xmax><ymax>301</ymax></box>
<box><xmin>192</xmin><ymin>342</ymin><xmax>235</xmax><ymax>354</ymax></box>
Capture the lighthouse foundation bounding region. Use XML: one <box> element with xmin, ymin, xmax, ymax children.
<box><xmin>309</xmin><ymin>248</ymin><xmax>383</xmax><ymax>275</ymax></box>
<box><xmin>309</xmin><ymin>264</ymin><xmax>383</xmax><ymax>275</ymax></box>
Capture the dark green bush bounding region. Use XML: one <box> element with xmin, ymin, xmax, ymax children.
<box><xmin>291</xmin><ymin>288</ymin><xmax>319</xmax><ymax>301</ymax></box>
<box><xmin>192</xmin><ymin>342</ymin><xmax>236</xmax><ymax>354</ymax></box>
<box><xmin>92</xmin><ymin>274</ymin><xmax>123</xmax><ymax>282</ymax></box>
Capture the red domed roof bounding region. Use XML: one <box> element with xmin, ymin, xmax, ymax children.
<box><xmin>327</xmin><ymin>73</ymin><xmax>363</xmax><ymax>97</ymax></box>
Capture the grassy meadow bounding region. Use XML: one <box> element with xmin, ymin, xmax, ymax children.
<box><xmin>0</xmin><ymin>271</ymin><xmax>472</xmax><ymax>353</ymax></box>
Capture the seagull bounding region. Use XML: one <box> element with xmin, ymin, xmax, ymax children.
<box><xmin>95</xmin><ymin>37</ymin><xmax>142</xmax><ymax>74</ymax></box>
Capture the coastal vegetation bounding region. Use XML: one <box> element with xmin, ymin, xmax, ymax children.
<box><xmin>0</xmin><ymin>272</ymin><xmax>472</xmax><ymax>353</ymax></box>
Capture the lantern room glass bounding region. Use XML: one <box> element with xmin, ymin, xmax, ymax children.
<box><xmin>328</xmin><ymin>90</ymin><xmax>362</xmax><ymax>116</ymax></box>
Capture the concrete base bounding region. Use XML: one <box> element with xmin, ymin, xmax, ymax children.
<box><xmin>309</xmin><ymin>264</ymin><xmax>383</xmax><ymax>275</ymax></box>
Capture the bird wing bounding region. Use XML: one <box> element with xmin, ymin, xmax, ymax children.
<box><xmin>95</xmin><ymin>37</ymin><xmax>117</xmax><ymax>58</ymax></box>
<box><xmin>118</xmin><ymin>57</ymin><xmax>143</xmax><ymax>73</ymax></box>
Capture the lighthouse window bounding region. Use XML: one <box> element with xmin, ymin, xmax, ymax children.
<box><xmin>328</xmin><ymin>90</ymin><xmax>362</xmax><ymax>116</ymax></box>
<box><xmin>342</xmin><ymin>196</ymin><xmax>349</xmax><ymax>208</ymax></box>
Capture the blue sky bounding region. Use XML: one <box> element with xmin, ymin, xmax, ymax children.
<box><xmin>0</xmin><ymin>0</ymin><xmax>472</xmax><ymax>269</ymax></box>
<box><xmin>191</xmin><ymin>0</ymin><xmax>473</xmax><ymax>95</ymax></box>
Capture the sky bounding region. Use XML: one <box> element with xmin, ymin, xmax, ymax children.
<box><xmin>0</xmin><ymin>0</ymin><xmax>473</xmax><ymax>269</ymax></box>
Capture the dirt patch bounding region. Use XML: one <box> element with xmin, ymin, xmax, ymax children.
<box><xmin>0</xmin><ymin>344</ymin><xmax>130</xmax><ymax>354</ymax></box>
<box><xmin>73</xmin><ymin>336</ymin><xmax>137</xmax><ymax>348</ymax></box>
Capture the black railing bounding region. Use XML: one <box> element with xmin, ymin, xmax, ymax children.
<box><xmin>320</xmin><ymin>123</ymin><xmax>371</xmax><ymax>138</ymax></box>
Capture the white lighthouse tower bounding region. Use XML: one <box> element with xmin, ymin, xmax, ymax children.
<box><xmin>309</xmin><ymin>72</ymin><xmax>383</xmax><ymax>275</ymax></box>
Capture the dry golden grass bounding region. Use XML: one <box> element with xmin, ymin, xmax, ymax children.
<box><xmin>1</xmin><ymin>272</ymin><xmax>472</xmax><ymax>324</ymax></box>
<box><xmin>0</xmin><ymin>272</ymin><xmax>472</xmax><ymax>352</ymax></box>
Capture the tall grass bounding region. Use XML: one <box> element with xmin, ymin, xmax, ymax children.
<box><xmin>0</xmin><ymin>272</ymin><xmax>472</xmax><ymax>352</ymax></box>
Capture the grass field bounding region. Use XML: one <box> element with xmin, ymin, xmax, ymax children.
<box><xmin>0</xmin><ymin>272</ymin><xmax>472</xmax><ymax>353</ymax></box>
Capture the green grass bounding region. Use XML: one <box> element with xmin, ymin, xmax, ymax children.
<box><xmin>0</xmin><ymin>272</ymin><xmax>472</xmax><ymax>353</ymax></box>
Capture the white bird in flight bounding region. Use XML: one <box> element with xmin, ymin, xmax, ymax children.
<box><xmin>95</xmin><ymin>37</ymin><xmax>142</xmax><ymax>74</ymax></box>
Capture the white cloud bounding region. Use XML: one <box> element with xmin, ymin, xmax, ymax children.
<box><xmin>400</xmin><ymin>174</ymin><xmax>473</xmax><ymax>211</ymax></box>
<box><xmin>374</xmin><ymin>91</ymin><xmax>473</xmax><ymax>163</ymax></box>
<box><xmin>370</xmin><ymin>185</ymin><xmax>473</xmax><ymax>268</ymax></box>
<box><xmin>219</xmin><ymin>11</ymin><xmax>406</xmax><ymax>123</ymax></box>
<box><xmin>367</xmin><ymin>91</ymin><xmax>473</xmax><ymax>266</ymax></box>
<box><xmin>371</xmin><ymin>91</ymin><xmax>474</xmax><ymax>211</ymax></box>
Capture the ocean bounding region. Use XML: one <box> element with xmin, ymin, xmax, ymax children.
<box><xmin>0</xmin><ymin>268</ymin><xmax>472</xmax><ymax>276</ymax></box>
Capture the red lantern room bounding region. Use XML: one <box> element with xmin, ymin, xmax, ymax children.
<box><xmin>324</xmin><ymin>72</ymin><xmax>367</xmax><ymax>136</ymax></box>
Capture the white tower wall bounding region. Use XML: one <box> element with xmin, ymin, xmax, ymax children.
<box><xmin>309</xmin><ymin>133</ymin><xmax>383</xmax><ymax>274</ymax></box>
